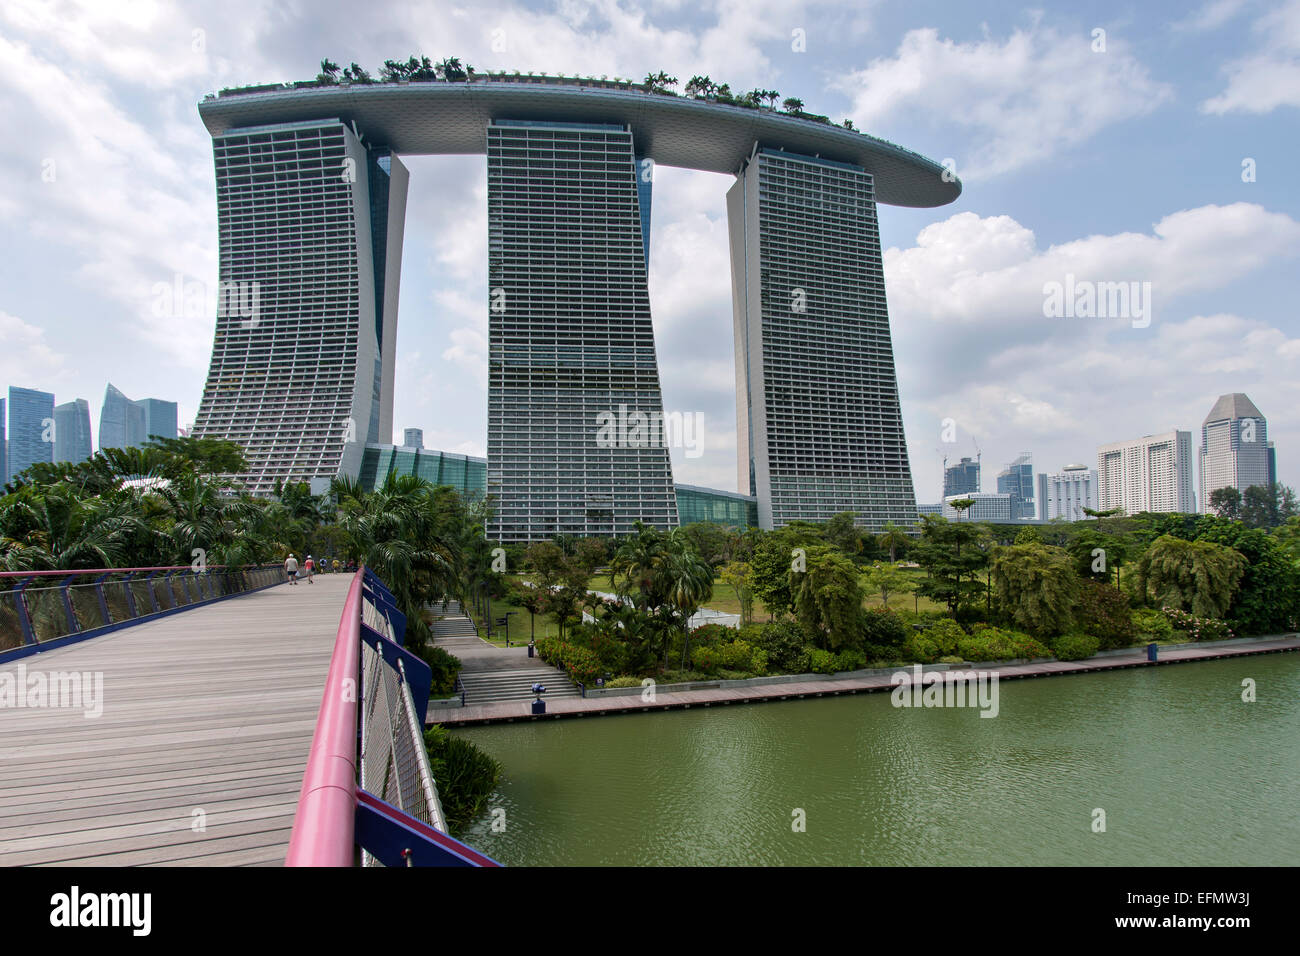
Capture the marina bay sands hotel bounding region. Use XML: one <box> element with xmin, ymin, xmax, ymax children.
<box><xmin>192</xmin><ymin>74</ymin><xmax>960</xmax><ymax>541</ymax></box>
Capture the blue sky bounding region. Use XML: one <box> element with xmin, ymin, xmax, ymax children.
<box><xmin>2</xmin><ymin>0</ymin><xmax>1297</xmax><ymax>502</ymax></box>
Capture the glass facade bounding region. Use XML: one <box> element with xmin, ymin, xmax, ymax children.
<box><xmin>358</xmin><ymin>444</ymin><xmax>487</xmax><ymax>497</ymax></box>
<box><xmin>135</xmin><ymin>398</ymin><xmax>178</xmax><ymax>445</ymax></box>
<box><xmin>54</xmin><ymin>399</ymin><xmax>93</xmax><ymax>464</ymax></box>
<box><xmin>7</xmin><ymin>387</ymin><xmax>54</xmax><ymax>481</ymax></box>
<box><xmin>996</xmin><ymin>454</ymin><xmax>1034</xmax><ymax>519</ymax></box>
<box><xmin>729</xmin><ymin>147</ymin><xmax>916</xmax><ymax>532</ymax></box>
<box><xmin>486</xmin><ymin>120</ymin><xmax>678</xmax><ymax>541</ymax></box>
<box><xmin>674</xmin><ymin>484</ymin><xmax>759</xmax><ymax>528</ymax></box>
<box><xmin>943</xmin><ymin>457</ymin><xmax>980</xmax><ymax>496</ymax></box>
<box><xmin>99</xmin><ymin>383</ymin><xmax>145</xmax><ymax>451</ymax></box>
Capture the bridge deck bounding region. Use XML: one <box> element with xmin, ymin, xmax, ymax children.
<box><xmin>0</xmin><ymin>575</ymin><xmax>349</xmax><ymax>866</ymax></box>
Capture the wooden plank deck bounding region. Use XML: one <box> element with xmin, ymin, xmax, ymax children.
<box><xmin>427</xmin><ymin>634</ymin><xmax>1300</xmax><ymax>727</ymax></box>
<box><xmin>0</xmin><ymin>574</ymin><xmax>350</xmax><ymax>866</ymax></box>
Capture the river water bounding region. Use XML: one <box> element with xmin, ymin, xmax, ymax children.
<box><xmin>457</xmin><ymin>654</ymin><xmax>1300</xmax><ymax>865</ymax></box>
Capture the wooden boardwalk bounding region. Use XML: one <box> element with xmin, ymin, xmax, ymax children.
<box><xmin>0</xmin><ymin>574</ymin><xmax>350</xmax><ymax>866</ymax></box>
<box><xmin>426</xmin><ymin>634</ymin><xmax>1300</xmax><ymax>727</ymax></box>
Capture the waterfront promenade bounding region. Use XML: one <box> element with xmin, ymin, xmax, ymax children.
<box><xmin>426</xmin><ymin>633</ymin><xmax>1300</xmax><ymax>728</ymax></box>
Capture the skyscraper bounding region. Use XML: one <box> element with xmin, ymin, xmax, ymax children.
<box><xmin>1199</xmin><ymin>393</ymin><xmax>1269</xmax><ymax>512</ymax></box>
<box><xmin>190</xmin><ymin>120</ymin><xmax>408</xmax><ymax>495</ymax></box>
<box><xmin>402</xmin><ymin>428</ymin><xmax>424</xmax><ymax>450</ymax></box>
<box><xmin>729</xmin><ymin>146</ymin><xmax>916</xmax><ymax>531</ymax></box>
<box><xmin>1037</xmin><ymin>464</ymin><xmax>1098</xmax><ymax>521</ymax></box>
<box><xmin>996</xmin><ymin>453</ymin><xmax>1034</xmax><ymax>519</ymax></box>
<box><xmin>135</xmin><ymin>398</ymin><xmax>178</xmax><ymax>445</ymax></box>
<box><xmin>487</xmin><ymin>119</ymin><xmax>677</xmax><ymax>540</ymax></box>
<box><xmin>54</xmin><ymin>399</ymin><xmax>93</xmax><ymax>464</ymax></box>
<box><xmin>1098</xmin><ymin>430</ymin><xmax>1195</xmax><ymax>514</ymax></box>
<box><xmin>7</xmin><ymin>386</ymin><xmax>55</xmax><ymax>481</ymax></box>
<box><xmin>943</xmin><ymin>456</ymin><xmax>981</xmax><ymax>497</ymax></box>
<box><xmin>99</xmin><ymin>383</ymin><xmax>146</xmax><ymax>451</ymax></box>
<box><xmin>0</xmin><ymin>397</ymin><xmax>7</xmax><ymax>484</ymax></box>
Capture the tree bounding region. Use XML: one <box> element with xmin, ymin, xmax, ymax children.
<box><xmin>719</xmin><ymin>560</ymin><xmax>754</xmax><ymax>624</ymax></box>
<box><xmin>863</xmin><ymin>564</ymin><xmax>915</xmax><ymax>608</ymax></box>
<box><xmin>792</xmin><ymin>546</ymin><xmax>863</xmax><ymax>650</ymax></box>
<box><xmin>317</xmin><ymin>58</ymin><xmax>341</xmax><ymax>84</ymax></box>
<box><xmin>782</xmin><ymin>97</ymin><xmax>804</xmax><ymax>113</ymax></box>
<box><xmin>989</xmin><ymin>542</ymin><xmax>1080</xmax><ymax>637</ymax></box>
<box><xmin>1241</xmin><ymin>484</ymin><xmax>1277</xmax><ymax>529</ymax></box>
<box><xmin>911</xmin><ymin>514</ymin><xmax>989</xmax><ymax>619</ymax></box>
<box><xmin>862</xmin><ymin>562</ymin><xmax>915</xmax><ymax>608</ymax></box>
<box><xmin>644</xmin><ymin>71</ymin><xmax>678</xmax><ymax>94</ymax></box>
<box><xmin>878</xmin><ymin>521</ymin><xmax>909</xmax><ymax>562</ymax></box>
<box><xmin>684</xmin><ymin>75</ymin><xmax>715</xmax><ymax>98</ymax></box>
<box><xmin>822</xmin><ymin>512</ymin><xmax>861</xmax><ymax>556</ymax></box>
<box><xmin>1208</xmin><ymin>486</ymin><xmax>1243</xmax><ymax>521</ymax></box>
<box><xmin>1131</xmin><ymin>535</ymin><xmax>1247</xmax><ymax>619</ymax></box>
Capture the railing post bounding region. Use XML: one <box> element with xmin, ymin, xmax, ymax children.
<box><xmin>143</xmin><ymin>571</ymin><xmax>162</xmax><ymax>614</ymax></box>
<box><xmin>121</xmin><ymin>572</ymin><xmax>138</xmax><ymax>618</ymax></box>
<box><xmin>93</xmin><ymin>573</ymin><xmax>113</xmax><ymax>625</ymax></box>
<box><xmin>60</xmin><ymin>575</ymin><xmax>80</xmax><ymax>635</ymax></box>
<box><xmin>13</xmin><ymin>578</ymin><xmax>37</xmax><ymax>646</ymax></box>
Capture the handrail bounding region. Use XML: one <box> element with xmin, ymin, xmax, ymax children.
<box><xmin>285</xmin><ymin>568</ymin><xmax>364</xmax><ymax>866</ymax></box>
<box><xmin>0</xmin><ymin>564</ymin><xmax>280</xmax><ymax>579</ymax></box>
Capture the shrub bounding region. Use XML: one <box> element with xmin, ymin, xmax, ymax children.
<box><xmin>1052</xmin><ymin>633</ymin><xmax>1100</xmax><ymax>661</ymax></box>
<box><xmin>956</xmin><ymin>625</ymin><xmax>1052</xmax><ymax>662</ymax></box>
<box><xmin>719</xmin><ymin>640</ymin><xmax>756</xmax><ymax>671</ymax></box>
<box><xmin>1132</xmin><ymin>607</ymin><xmax>1174</xmax><ymax>642</ymax></box>
<box><xmin>424</xmin><ymin>725</ymin><xmax>502</xmax><ymax>837</ymax></box>
<box><xmin>690</xmin><ymin>623</ymin><xmax>733</xmax><ymax>647</ymax></box>
<box><xmin>604</xmin><ymin>675</ymin><xmax>645</xmax><ymax>688</ymax></box>
<box><xmin>754</xmin><ymin>620</ymin><xmax>811</xmax><ymax>672</ymax></box>
<box><xmin>419</xmin><ymin>644</ymin><xmax>463</xmax><ymax>697</ymax></box>
<box><xmin>658</xmin><ymin>670</ymin><xmax>712</xmax><ymax>684</ymax></box>
<box><xmin>807</xmin><ymin>647</ymin><xmax>838</xmax><ymax>674</ymax></box>
<box><xmin>749</xmin><ymin>647</ymin><xmax>769</xmax><ymax>676</ymax></box>
<box><xmin>938</xmin><ymin>655</ymin><xmax>965</xmax><ymax>665</ymax></box>
<box><xmin>902</xmin><ymin>618</ymin><xmax>963</xmax><ymax>663</ymax></box>
<box><xmin>860</xmin><ymin>607</ymin><xmax>910</xmax><ymax>648</ymax></box>
<box><xmin>690</xmin><ymin>645</ymin><xmax>724</xmax><ymax>674</ymax></box>
<box><xmin>834</xmin><ymin>647</ymin><xmax>868</xmax><ymax>672</ymax></box>
<box><xmin>1075</xmin><ymin>580</ymin><xmax>1137</xmax><ymax>649</ymax></box>
<box><xmin>1162</xmin><ymin>608</ymin><xmax>1235</xmax><ymax>641</ymax></box>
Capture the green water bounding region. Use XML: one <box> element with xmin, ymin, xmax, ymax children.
<box><xmin>457</xmin><ymin>655</ymin><xmax>1300</xmax><ymax>865</ymax></box>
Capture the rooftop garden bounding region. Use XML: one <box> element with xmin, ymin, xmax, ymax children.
<box><xmin>211</xmin><ymin>56</ymin><xmax>859</xmax><ymax>131</ymax></box>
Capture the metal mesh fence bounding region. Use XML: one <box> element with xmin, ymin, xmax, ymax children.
<box><xmin>358</xmin><ymin>589</ymin><xmax>447</xmax><ymax>866</ymax></box>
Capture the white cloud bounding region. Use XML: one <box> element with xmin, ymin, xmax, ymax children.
<box><xmin>0</xmin><ymin>311</ymin><xmax>67</xmax><ymax>388</ymax></box>
<box><xmin>834</xmin><ymin>21</ymin><xmax>1174</xmax><ymax>178</ymax></box>
<box><xmin>1201</xmin><ymin>0</ymin><xmax>1300</xmax><ymax>114</ymax></box>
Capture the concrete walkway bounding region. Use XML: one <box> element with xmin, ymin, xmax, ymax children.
<box><xmin>0</xmin><ymin>575</ymin><xmax>351</xmax><ymax>866</ymax></box>
<box><xmin>425</xmin><ymin>633</ymin><xmax>1300</xmax><ymax>727</ymax></box>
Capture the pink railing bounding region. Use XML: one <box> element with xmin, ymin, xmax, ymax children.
<box><xmin>285</xmin><ymin>568</ymin><xmax>364</xmax><ymax>866</ymax></box>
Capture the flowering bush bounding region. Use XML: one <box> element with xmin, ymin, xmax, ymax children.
<box><xmin>1162</xmin><ymin>607</ymin><xmax>1235</xmax><ymax>642</ymax></box>
<box><xmin>690</xmin><ymin>645</ymin><xmax>724</xmax><ymax>674</ymax></box>
<box><xmin>534</xmin><ymin>637</ymin><xmax>603</xmax><ymax>683</ymax></box>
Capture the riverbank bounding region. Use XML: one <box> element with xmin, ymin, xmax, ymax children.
<box><xmin>425</xmin><ymin>633</ymin><xmax>1300</xmax><ymax>727</ymax></box>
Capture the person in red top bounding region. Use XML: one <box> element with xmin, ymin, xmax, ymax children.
<box><xmin>304</xmin><ymin>555</ymin><xmax>315</xmax><ymax>584</ymax></box>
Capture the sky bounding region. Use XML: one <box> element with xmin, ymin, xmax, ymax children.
<box><xmin>2</xmin><ymin>0</ymin><xmax>1297</xmax><ymax>504</ymax></box>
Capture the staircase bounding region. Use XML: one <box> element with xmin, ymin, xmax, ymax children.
<box><xmin>429</xmin><ymin>601</ymin><xmax>482</xmax><ymax>647</ymax></box>
<box><xmin>457</xmin><ymin>667</ymin><xmax>581</xmax><ymax>705</ymax></box>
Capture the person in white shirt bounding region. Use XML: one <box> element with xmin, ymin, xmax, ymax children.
<box><xmin>285</xmin><ymin>553</ymin><xmax>299</xmax><ymax>585</ymax></box>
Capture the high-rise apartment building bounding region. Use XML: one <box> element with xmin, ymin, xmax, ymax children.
<box><xmin>1098</xmin><ymin>430</ymin><xmax>1195</xmax><ymax>514</ymax></box>
<box><xmin>486</xmin><ymin>120</ymin><xmax>676</xmax><ymax>540</ymax></box>
<box><xmin>943</xmin><ymin>456</ymin><xmax>980</xmax><ymax>497</ymax></box>
<box><xmin>54</xmin><ymin>399</ymin><xmax>93</xmax><ymax>464</ymax></box>
<box><xmin>0</xmin><ymin>397</ymin><xmax>7</xmax><ymax>483</ymax></box>
<box><xmin>7</xmin><ymin>387</ymin><xmax>55</xmax><ymax>481</ymax></box>
<box><xmin>996</xmin><ymin>453</ymin><xmax>1034</xmax><ymax>519</ymax></box>
<box><xmin>190</xmin><ymin>119</ymin><xmax>408</xmax><ymax>495</ymax></box>
<box><xmin>730</xmin><ymin>146</ymin><xmax>916</xmax><ymax>531</ymax></box>
<box><xmin>1036</xmin><ymin>464</ymin><xmax>1098</xmax><ymax>521</ymax></box>
<box><xmin>1199</xmin><ymin>393</ymin><xmax>1269</xmax><ymax>512</ymax></box>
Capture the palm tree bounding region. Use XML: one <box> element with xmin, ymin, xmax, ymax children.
<box><xmin>879</xmin><ymin>521</ymin><xmax>908</xmax><ymax>563</ymax></box>
<box><xmin>317</xmin><ymin>58</ymin><xmax>341</xmax><ymax>84</ymax></box>
<box><xmin>782</xmin><ymin>97</ymin><xmax>804</xmax><ymax>113</ymax></box>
